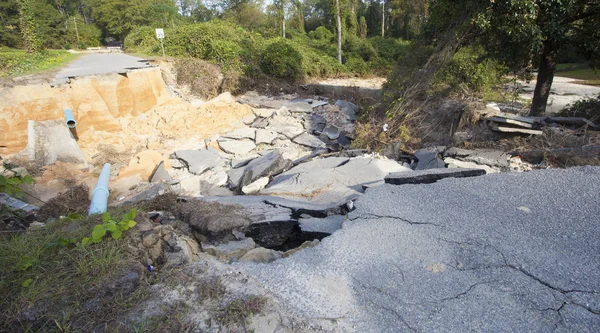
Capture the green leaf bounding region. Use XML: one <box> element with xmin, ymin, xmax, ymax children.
<box><xmin>22</xmin><ymin>175</ymin><xmax>35</xmax><ymax>184</ymax></box>
<box><xmin>122</xmin><ymin>208</ymin><xmax>137</xmax><ymax>221</ymax></box>
<box><xmin>91</xmin><ymin>224</ymin><xmax>107</xmax><ymax>241</ymax></box>
<box><xmin>15</xmin><ymin>257</ymin><xmax>34</xmax><ymax>271</ymax></box>
<box><xmin>81</xmin><ymin>237</ymin><xmax>91</xmax><ymax>245</ymax></box>
<box><xmin>127</xmin><ymin>220</ymin><xmax>137</xmax><ymax>228</ymax></box>
<box><xmin>101</xmin><ymin>212</ymin><xmax>111</xmax><ymax>223</ymax></box>
<box><xmin>110</xmin><ymin>229</ymin><xmax>122</xmax><ymax>240</ymax></box>
<box><xmin>104</xmin><ymin>221</ymin><xmax>118</xmax><ymax>232</ymax></box>
<box><xmin>67</xmin><ymin>213</ymin><xmax>83</xmax><ymax>220</ymax></box>
<box><xmin>22</xmin><ymin>278</ymin><xmax>34</xmax><ymax>287</ymax></box>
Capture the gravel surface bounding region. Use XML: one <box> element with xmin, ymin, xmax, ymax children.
<box><xmin>241</xmin><ymin>167</ymin><xmax>600</xmax><ymax>332</ymax></box>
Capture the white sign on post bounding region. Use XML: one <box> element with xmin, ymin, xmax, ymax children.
<box><xmin>155</xmin><ymin>29</ymin><xmax>165</xmax><ymax>57</ymax></box>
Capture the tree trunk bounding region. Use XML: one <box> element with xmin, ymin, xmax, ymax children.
<box><xmin>282</xmin><ymin>16</ymin><xmax>286</xmax><ymax>38</ymax></box>
<box><xmin>336</xmin><ymin>0</ymin><xmax>342</xmax><ymax>64</ymax></box>
<box><xmin>530</xmin><ymin>41</ymin><xmax>558</xmax><ymax>117</ymax></box>
<box><xmin>381</xmin><ymin>0</ymin><xmax>385</xmax><ymax>37</ymax></box>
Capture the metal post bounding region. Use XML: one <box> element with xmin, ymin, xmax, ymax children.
<box><xmin>74</xmin><ymin>16</ymin><xmax>80</xmax><ymax>49</ymax></box>
<box><xmin>160</xmin><ymin>38</ymin><xmax>165</xmax><ymax>57</ymax></box>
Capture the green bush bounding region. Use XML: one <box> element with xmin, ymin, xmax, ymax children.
<box><xmin>309</xmin><ymin>26</ymin><xmax>334</xmax><ymax>41</ymax></box>
<box><xmin>343</xmin><ymin>34</ymin><xmax>377</xmax><ymax>62</ymax></box>
<box><xmin>260</xmin><ymin>39</ymin><xmax>303</xmax><ymax>79</ymax></box>
<box><xmin>559</xmin><ymin>95</ymin><xmax>600</xmax><ymax>123</ymax></box>
<box><xmin>0</xmin><ymin>49</ymin><xmax>75</xmax><ymax>77</ymax></box>
<box><xmin>345</xmin><ymin>56</ymin><xmax>369</xmax><ymax>76</ymax></box>
<box><xmin>124</xmin><ymin>26</ymin><xmax>159</xmax><ymax>54</ymax></box>
<box><xmin>368</xmin><ymin>37</ymin><xmax>411</xmax><ymax>61</ymax></box>
<box><xmin>433</xmin><ymin>46</ymin><xmax>506</xmax><ymax>94</ymax></box>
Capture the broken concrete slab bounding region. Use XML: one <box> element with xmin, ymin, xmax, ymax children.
<box><xmin>307</xmin><ymin>113</ymin><xmax>327</xmax><ymax>134</ymax></box>
<box><xmin>385</xmin><ymin>168</ymin><xmax>486</xmax><ymax>185</ymax></box>
<box><xmin>150</xmin><ymin>161</ymin><xmax>172</xmax><ymax>183</ymax></box>
<box><xmin>489</xmin><ymin>124</ymin><xmax>543</xmax><ymax>135</ymax></box>
<box><xmin>261</xmin><ymin>157</ymin><xmax>410</xmax><ymax>205</ymax></box>
<box><xmin>255</xmin><ymin>129</ymin><xmax>278</xmax><ymax>145</ymax></box>
<box><xmin>253</xmin><ymin>108</ymin><xmax>277</xmax><ymax>118</ymax></box>
<box><xmin>284</xmin><ymin>102</ymin><xmax>313</xmax><ymax>113</ymax></box>
<box><xmin>487</xmin><ymin>117</ymin><xmax>534</xmax><ymax>128</ymax></box>
<box><xmin>217</xmin><ymin>138</ymin><xmax>256</xmax><ymax>155</ymax></box>
<box><xmin>0</xmin><ymin>193</ymin><xmax>39</xmax><ymax>213</ymax></box>
<box><xmin>245</xmin><ymin>219</ymin><xmax>298</xmax><ymax>248</ymax></box>
<box><xmin>242</xmin><ymin>176</ymin><xmax>270</xmax><ymax>194</ymax></box>
<box><xmin>268</xmin><ymin>115</ymin><xmax>305</xmax><ymax>138</ymax></box>
<box><xmin>231</xmin><ymin>154</ymin><xmax>259</xmax><ymax>169</ymax></box>
<box><xmin>174</xmin><ymin>149</ymin><xmax>222</xmax><ymax>175</ymax></box>
<box><xmin>298</xmin><ymin>215</ymin><xmax>344</xmax><ymax>237</ymax></box>
<box><xmin>413</xmin><ymin>147</ymin><xmax>447</xmax><ymax>170</ymax></box>
<box><xmin>443</xmin><ymin>148</ymin><xmax>510</xmax><ymax>170</ymax></box>
<box><xmin>250</xmin><ymin>117</ymin><xmax>270</xmax><ymax>129</ymax></box>
<box><xmin>292</xmin><ymin>133</ymin><xmax>327</xmax><ymax>149</ymax></box>
<box><xmin>445</xmin><ymin>157</ymin><xmax>500</xmax><ymax>174</ymax></box>
<box><xmin>238</xmin><ymin>150</ymin><xmax>291</xmax><ymax>189</ymax></box>
<box><xmin>222</xmin><ymin>127</ymin><xmax>256</xmax><ymax>140</ymax></box>
<box><xmin>335</xmin><ymin>100</ymin><xmax>358</xmax><ymax>121</ymax></box>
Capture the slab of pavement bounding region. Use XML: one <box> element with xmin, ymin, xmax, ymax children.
<box><xmin>241</xmin><ymin>166</ymin><xmax>600</xmax><ymax>332</ymax></box>
<box><xmin>53</xmin><ymin>53</ymin><xmax>154</xmax><ymax>84</ymax></box>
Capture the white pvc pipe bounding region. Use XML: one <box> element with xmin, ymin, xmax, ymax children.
<box><xmin>88</xmin><ymin>163</ymin><xmax>111</xmax><ymax>215</ymax></box>
<box><xmin>64</xmin><ymin>108</ymin><xmax>77</xmax><ymax>129</ymax></box>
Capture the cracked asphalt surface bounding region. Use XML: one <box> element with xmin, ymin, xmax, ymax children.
<box><xmin>241</xmin><ymin>167</ymin><xmax>600</xmax><ymax>332</ymax></box>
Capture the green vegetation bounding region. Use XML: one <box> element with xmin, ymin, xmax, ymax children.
<box><xmin>81</xmin><ymin>209</ymin><xmax>137</xmax><ymax>245</ymax></box>
<box><xmin>0</xmin><ymin>213</ymin><xmax>143</xmax><ymax>331</ymax></box>
<box><xmin>0</xmin><ymin>48</ymin><xmax>77</xmax><ymax>77</ymax></box>
<box><xmin>559</xmin><ymin>95</ymin><xmax>600</xmax><ymax>123</ymax></box>
<box><xmin>556</xmin><ymin>63</ymin><xmax>600</xmax><ymax>86</ymax></box>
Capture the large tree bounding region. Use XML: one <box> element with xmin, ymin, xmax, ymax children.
<box><xmin>479</xmin><ymin>0</ymin><xmax>600</xmax><ymax>116</ymax></box>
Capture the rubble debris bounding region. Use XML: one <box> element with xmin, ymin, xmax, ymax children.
<box><xmin>27</xmin><ymin>119</ymin><xmax>87</xmax><ymax>165</ymax></box>
<box><xmin>292</xmin><ymin>133</ymin><xmax>327</xmax><ymax>148</ymax></box>
<box><xmin>202</xmin><ymin>238</ymin><xmax>256</xmax><ymax>263</ymax></box>
<box><xmin>298</xmin><ymin>215</ymin><xmax>344</xmax><ymax>239</ymax></box>
<box><xmin>385</xmin><ymin>168</ymin><xmax>486</xmax><ymax>185</ymax></box>
<box><xmin>335</xmin><ymin>100</ymin><xmax>358</xmax><ymax>121</ymax></box>
<box><xmin>150</xmin><ymin>161</ymin><xmax>172</xmax><ymax>183</ymax></box>
<box><xmin>489</xmin><ymin>124</ymin><xmax>543</xmax><ymax>135</ymax></box>
<box><xmin>0</xmin><ymin>193</ymin><xmax>39</xmax><ymax>213</ymax></box>
<box><xmin>217</xmin><ymin>138</ymin><xmax>256</xmax><ymax>155</ymax></box>
<box><xmin>487</xmin><ymin>117</ymin><xmax>534</xmax><ymax>128</ymax></box>
<box><xmin>237</xmin><ymin>150</ymin><xmax>291</xmax><ymax>189</ymax></box>
<box><xmin>413</xmin><ymin>147</ymin><xmax>447</xmax><ymax>170</ymax></box>
<box><xmin>174</xmin><ymin>149</ymin><xmax>222</xmax><ymax>175</ymax></box>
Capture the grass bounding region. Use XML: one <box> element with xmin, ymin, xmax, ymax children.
<box><xmin>0</xmin><ymin>48</ymin><xmax>79</xmax><ymax>77</ymax></box>
<box><xmin>556</xmin><ymin>63</ymin><xmax>600</xmax><ymax>86</ymax></box>
<box><xmin>0</xmin><ymin>211</ymin><xmax>145</xmax><ymax>331</ymax></box>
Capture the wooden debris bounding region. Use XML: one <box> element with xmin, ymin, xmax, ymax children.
<box><xmin>489</xmin><ymin>123</ymin><xmax>543</xmax><ymax>135</ymax></box>
<box><xmin>487</xmin><ymin>117</ymin><xmax>534</xmax><ymax>128</ymax></box>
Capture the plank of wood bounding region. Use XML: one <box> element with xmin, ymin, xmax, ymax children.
<box><xmin>487</xmin><ymin>117</ymin><xmax>534</xmax><ymax>128</ymax></box>
<box><xmin>489</xmin><ymin>123</ymin><xmax>543</xmax><ymax>135</ymax></box>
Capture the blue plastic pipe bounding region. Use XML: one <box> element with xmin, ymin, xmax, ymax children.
<box><xmin>64</xmin><ymin>108</ymin><xmax>77</xmax><ymax>129</ymax></box>
<box><xmin>88</xmin><ymin>163</ymin><xmax>111</xmax><ymax>215</ymax></box>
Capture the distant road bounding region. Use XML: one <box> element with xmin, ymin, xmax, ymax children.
<box><xmin>53</xmin><ymin>53</ymin><xmax>155</xmax><ymax>84</ymax></box>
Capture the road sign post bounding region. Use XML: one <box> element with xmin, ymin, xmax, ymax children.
<box><xmin>155</xmin><ymin>28</ymin><xmax>165</xmax><ymax>58</ymax></box>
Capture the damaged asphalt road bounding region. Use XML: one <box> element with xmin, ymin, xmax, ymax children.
<box><xmin>241</xmin><ymin>166</ymin><xmax>600</xmax><ymax>332</ymax></box>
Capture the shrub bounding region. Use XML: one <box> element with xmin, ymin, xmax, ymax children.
<box><xmin>433</xmin><ymin>46</ymin><xmax>507</xmax><ymax>94</ymax></box>
<box><xmin>559</xmin><ymin>95</ymin><xmax>600</xmax><ymax>123</ymax></box>
<box><xmin>345</xmin><ymin>56</ymin><xmax>369</xmax><ymax>76</ymax></box>
<box><xmin>260</xmin><ymin>39</ymin><xmax>303</xmax><ymax>79</ymax></box>
<box><xmin>343</xmin><ymin>34</ymin><xmax>377</xmax><ymax>62</ymax></box>
<box><xmin>309</xmin><ymin>26</ymin><xmax>334</xmax><ymax>41</ymax></box>
<box><xmin>124</xmin><ymin>26</ymin><xmax>159</xmax><ymax>54</ymax></box>
<box><xmin>368</xmin><ymin>37</ymin><xmax>411</xmax><ymax>62</ymax></box>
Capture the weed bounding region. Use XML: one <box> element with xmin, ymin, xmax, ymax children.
<box><xmin>81</xmin><ymin>209</ymin><xmax>137</xmax><ymax>245</ymax></box>
<box><xmin>216</xmin><ymin>295</ymin><xmax>268</xmax><ymax>327</ymax></box>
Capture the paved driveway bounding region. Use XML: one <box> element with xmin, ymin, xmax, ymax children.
<box><xmin>243</xmin><ymin>167</ymin><xmax>600</xmax><ymax>332</ymax></box>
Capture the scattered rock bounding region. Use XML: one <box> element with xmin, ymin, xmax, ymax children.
<box><xmin>174</xmin><ymin>149</ymin><xmax>222</xmax><ymax>175</ymax></box>
<box><xmin>335</xmin><ymin>100</ymin><xmax>358</xmax><ymax>121</ymax></box>
<box><xmin>323</xmin><ymin>125</ymin><xmax>341</xmax><ymax>140</ymax></box>
<box><xmin>292</xmin><ymin>133</ymin><xmax>326</xmax><ymax>148</ymax></box>
<box><xmin>253</xmin><ymin>108</ymin><xmax>277</xmax><ymax>118</ymax></box>
<box><xmin>413</xmin><ymin>147</ymin><xmax>447</xmax><ymax>170</ymax></box>
<box><xmin>443</xmin><ymin>148</ymin><xmax>510</xmax><ymax>170</ymax></box>
<box><xmin>250</xmin><ymin>117</ymin><xmax>270</xmax><ymax>128</ymax></box>
<box><xmin>142</xmin><ymin>230</ymin><xmax>160</xmax><ymax>247</ymax></box>
<box><xmin>120</xmin><ymin>150</ymin><xmax>164</xmax><ymax>180</ymax></box>
<box><xmin>150</xmin><ymin>161</ymin><xmax>172</xmax><ymax>183</ymax></box>
<box><xmin>445</xmin><ymin>157</ymin><xmax>500</xmax><ymax>174</ymax></box>
<box><xmin>239</xmin><ymin>247</ymin><xmax>283</xmax><ymax>263</ymax></box>
<box><xmin>242</xmin><ymin>177</ymin><xmax>270</xmax><ymax>194</ymax></box>
<box><xmin>268</xmin><ymin>116</ymin><xmax>305</xmax><ymax>138</ymax></box>
<box><xmin>307</xmin><ymin>113</ymin><xmax>327</xmax><ymax>133</ymax></box>
<box><xmin>217</xmin><ymin>139</ymin><xmax>256</xmax><ymax>155</ymax></box>
<box><xmin>232</xmin><ymin>155</ymin><xmax>259</xmax><ymax>168</ymax></box>
<box><xmin>238</xmin><ymin>150</ymin><xmax>291</xmax><ymax>189</ymax></box>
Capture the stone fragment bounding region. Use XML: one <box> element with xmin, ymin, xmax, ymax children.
<box><xmin>283</xmin><ymin>239</ymin><xmax>320</xmax><ymax>257</ymax></box>
<box><xmin>292</xmin><ymin>133</ymin><xmax>326</xmax><ymax>148</ymax></box>
<box><xmin>239</xmin><ymin>247</ymin><xmax>283</xmax><ymax>263</ymax></box>
<box><xmin>298</xmin><ymin>215</ymin><xmax>345</xmax><ymax>236</ymax></box>
<box><xmin>253</xmin><ymin>108</ymin><xmax>277</xmax><ymax>118</ymax></box>
<box><xmin>255</xmin><ymin>129</ymin><xmax>278</xmax><ymax>145</ymax></box>
<box><xmin>284</xmin><ymin>102</ymin><xmax>313</xmax><ymax>113</ymax></box>
<box><xmin>251</xmin><ymin>117</ymin><xmax>270</xmax><ymax>129</ymax></box>
<box><xmin>174</xmin><ymin>149</ymin><xmax>222</xmax><ymax>175</ymax></box>
<box><xmin>323</xmin><ymin>125</ymin><xmax>341</xmax><ymax>140</ymax></box>
<box><xmin>242</xmin><ymin>177</ymin><xmax>270</xmax><ymax>194</ymax></box>
<box><xmin>150</xmin><ymin>161</ymin><xmax>172</xmax><ymax>183</ymax></box>
<box><xmin>217</xmin><ymin>139</ymin><xmax>256</xmax><ymax>155</ymax></box>
<box><xmin>413</xmin><ymin>147</ymin><xmax>446</xmax><ymax>170</ymax></box>
<box><xmin>238</xmin><ymin>150</ymin><xmax>291</xmax><ymax>189</ymax></box>
<box><xmin>202</xmin><ymin>238</ymin><xmax>256</xmax><ymax>262</ymax></box>
<box><xmin>335</xmin><ymin>100</ymin><xmax>358</xmax><ymax>121</ymax></box>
